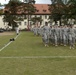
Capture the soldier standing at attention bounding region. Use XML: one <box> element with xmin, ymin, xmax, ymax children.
<box><xmin>51</xmin><ymin>25</ymin><xmax>55</xmax><ymax>45</ymax></box>
<box><xmin>54</xmin><ymin>25</ymin><xmax>60</xmax><ymax>46</ymax></box>
<box><xmin>73</xmin><ymin>26</ymin><xmax>76</xmax><ymax>42</ymax></box>
<box><xmin>68</xmin><ymin>25</ymin><xmax>75</xmax><ymax>49</ymax></box>
<box><xmin>42</xmin><ymin>22</ymin><xmax>50</xmax><ymax>47</ymax></box>
<box><xmin>60</xmin><ymin>26</ymin><xmax>63</xmax><ymax>45</ymax></box>
<box><xmin>33</xmin><ymin>25</ymin><xmax>38</xmax><ymax>36</ymax></box>
<box><xmin>49</xmin><ymin>25</ymin><xmax>52</xmax><ymax>44</ymax></box>
<box><xmin>63</xmin><ymin>25</ymin><xmax>68</xmax><ymax>46</ymax></box>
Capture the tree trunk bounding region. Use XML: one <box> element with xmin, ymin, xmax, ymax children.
<box><xmin>59</xmin><ymin>19</ymin><xmax>61</xmax><ymax>26</ymax></box>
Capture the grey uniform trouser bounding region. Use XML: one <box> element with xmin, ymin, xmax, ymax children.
<box><xmin>63</xmin><ymin>34</ymin><xmax>67</xmax><ymax>45</ymax></box>
<box><xmin>54</xmin><ymin>35</ymin><xmax>58</xmax><ymax>45</ymax></box>
<box><xmin>34</xmin><ymin>30</ymin><xmax>38</xmax><ymax>35</ymax></box>
<box><xmin>51</xmin><ymin>34</ymin><xmax>54</xmax><ymax>44</ymax></box>
<box><xmin>60</xmin><ymin>35</ymin><xmax>63</xmax><ymax>44</ymax></box>
<box><xmin>42</xmin><ymin>33</ymin><xmax>49</xmax><ymax>44</ymax></box>
<box><xmin>69</xmin><ymin>34</ymin><xmax>75</xmax><ymax>47</ymax></box>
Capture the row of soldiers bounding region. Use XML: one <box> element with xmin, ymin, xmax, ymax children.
<box><xmin>31</xmin><ymin>23</ymin><xmax>76</xmax><ymax>49</ymax></box>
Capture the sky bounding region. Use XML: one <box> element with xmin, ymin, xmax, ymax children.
<box><xmin>0</xmin><ymin>0</ymin><xmax>51</xmax><ymax>5</ymax></box>
<box><xmin>36</xmin><ymin>0</ymin><xmax>51</xmax><ymax>4</ymax></box>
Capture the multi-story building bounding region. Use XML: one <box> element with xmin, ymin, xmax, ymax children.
<box><xmin>0</xmin><ymin>4</ymin><xmax>52</xmax><ymax>29</ymax></box>
<box><xmin>0</xmin><ymin>3</ymin><xmax>75</xmax><ymax>29</ymax></box>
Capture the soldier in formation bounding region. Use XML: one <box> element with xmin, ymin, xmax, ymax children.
<box><xmin>32</xmin><ymin>24</ymin><xmax>76</xmax><ymax>49</ymax></box>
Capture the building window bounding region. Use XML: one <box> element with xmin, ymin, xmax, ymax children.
<box><xmin>18</xmin><ymin>22</ymin><xmax>21</xmax><ymax>25</ymax></box>
<box><xmin>30</xmin><ymin>22</ymin><xmax>32</xmax><ymax>25</ymax></box>
<box><xmin>36</xmin><ymin>10</ymin><xmax>39</xmax><ymax>12</ymax></box>
<box><xmin>24</xmin><ymin>22</ymin><xmax>26</xmax><ymax>25</ymax></box>
<box><xmin>4</xmin><ymin>22</ymin><xmax>5</xmax><ymax>25</ymax></box>
<box><xmin>35</xmin><ymin>15</ymin><xmax>36</xmax><ymax>17</ymax></box>
<box><xmin>45</xmin><ymin>15</ymin><xmax>47</xmax><ymax>19</ymax></box>
<box><xmin>40</xmin><ymin>15</ymin><xmax>42</xmax><ymax>18</ymax></box>
<box><xmin>44</xmin><ymin>22</ymin><xmax>47</xmax><ymax>25</ymax></box>
<box><xmin>40</xmin><ymin>21</ymin><xmax>42</xmax><ymax>25</ymax></box>
<box><xmin>29</xmin><ymin>15</ymin><xmax>31</xmax><ymax>19</ymax></box>
<box><xmin>43</xmin><ymin>9</ymin><xmax>46</xmax><ymax>12</ymax></box>
<box><xmin>24</xmin><ymin>15</ymin><xmax>26</xmax><ymax>19</ymax></box>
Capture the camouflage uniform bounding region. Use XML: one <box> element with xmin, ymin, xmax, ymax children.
<box><xmin>68</xmin><ymin>26</ymin><xmax>75</xmax><ymax>49</ymax></box>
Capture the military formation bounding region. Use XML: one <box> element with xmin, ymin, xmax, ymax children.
<box><xmin>31</xmin><ymin>22</ymin><xmax>76</xmax><ymax>49</ymax></box>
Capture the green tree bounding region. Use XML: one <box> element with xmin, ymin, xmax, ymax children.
<box><xmin>0</xmin><ymin>3</ymin><xmax>3</xmax><ymax>14</ymax></box>
<box><xmin>0</xmin><ymin>3</ymin><xmax>1</xmax><ymax>6</ymax></box>
<box><xmin>21</xmin><ymin>0</ymin><xmax>36</xmax><ymax>29</ymax></box>
<box><xmin>3</xmin><ymin>0</ymin><xmax>36</xmax><ymax>30</ymax></box>
<box><xmin>31</xmin><ymin>16</ymin><xmax>43</xmax><ymax>26</ymax></box>
<box><xmin>3</xmin><ymin>13</ymin><xmax>18</xmax><ymax>30</ymax></box>
<box><xmin>67</xmin><ymin>0</ymin><xmax>76</xmax><ymax>24</ymax></box>
<box><xmin>49</xmin><ymin>0</ymin><xmax>66</xmax><ymax>25</ymax></box>
<box><xmin>5</xmin><ymin>0</ymin><xmax>22</xmax><ymax>14</ymax></box>
<box><xmin>20</xmin><ymin>0</ymin><xmax>36</xmax><ymax>30</ymax></box>
<box><xmin>3</xmin><ymin>0</ymin><xmax>22</xmax><ymax>30</ymax></box>
<box><xmin>0</xmin><ymin>9</ymin><xmax>3</xmax><ymax>14</ymax></box>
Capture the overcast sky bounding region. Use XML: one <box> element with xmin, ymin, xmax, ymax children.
<box><xmin>36</xmin><ymin>0</ymin><xmax>51</xmax><ymax>4</ymax></box>
<box><xmin>0</xmin><ymin>0</ymin><xmax>51</xmax><ymax>4</ymax></box>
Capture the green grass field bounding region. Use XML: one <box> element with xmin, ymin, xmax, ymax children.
<box><xmin>0</xmin><ymin>31</ymin><xmax>76</xmax><ymax>75</ymax></box>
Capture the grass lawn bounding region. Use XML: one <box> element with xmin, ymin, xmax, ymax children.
<box><xmin>0</xmin><ymin>31</ymin><xmax>16</xmax><ymax>49</ymax></box>
<box><xmin>0</xmin><ymin>31</ymin><xmax>76</xmax><ymax>75</ymax></box>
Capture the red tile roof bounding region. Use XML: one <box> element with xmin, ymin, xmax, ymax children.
<box><xmin>4</xmin><ymin>4</ymin><xmax>51</xmax><ymax>15</ymax></box>
<box><xmin>34</xmin><ymin>4</ymin><xmax>50</xmax><ymax>14</ymax></box>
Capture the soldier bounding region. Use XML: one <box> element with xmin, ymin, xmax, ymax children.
<box><xmin>16</xmin><ymin>27</ymin><xmax>19</xmax><ymax>35</ymax></box>
<box><xmin>37</xmin><ymin>26</ymin><xmax>41</xmax><ymax>36</ymax></box>
<box><xmin>33</xmin><ymin>25</ymin><xmax>38</xmax><ymax>36</ymax></box>
<box><xmin>49</xmin><ymin>26</ymin><xmax>52</xmax><ymax>44</ymax></box>
<box><xmin>60</xmin><ymin>26</ymin><xmax>64</xmax><ymax>45</ymax></box>
<box><xmin>63</xmin><ymin>25</ymin><xmax>68</xmax><ymax>46</ymax></box>
<box><xmin>73</xmin><ymin>26</ymin><xmax>76</xmax><ymax>42</ymax></box>
<box><xmin>50</xmin><ymin>25</ymin><xmax>55</xmax><ymax>45</ymax></box>
<box><xmin>39</xmin><ymin>26</ymin><xmax>44</xmax><ymax>36</ymax></box>
<box><xmin>42</xmin><ymin>22</ymin><xmax>50</xmax><ymax>47</ymax></box>
<box><xmin>68</xmin><ymin>25</ymin><xmax>75</xmax><ymax>49</ymax></box>
<box><xmin>54</xmin><ymin>25</ymin><xmax>60</xmax><ymax>46</ymax></box>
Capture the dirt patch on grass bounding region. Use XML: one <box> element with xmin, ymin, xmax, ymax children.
<box><xmin>0</xmin><ymin>32</ymin><xmax>15</xmax><ymax>36</ymax></box>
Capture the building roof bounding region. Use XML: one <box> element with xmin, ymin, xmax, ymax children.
<box><xmin>34</xmin><ymin>4</ymin><xmax>50</xmax><ymax>14</ymax></box>
<box><xmin>4</xmin><ymin>4</ymin><xmax>51</xmax><ymax>15</ymax></box>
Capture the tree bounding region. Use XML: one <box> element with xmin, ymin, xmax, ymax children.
<box><xmin>4</xmin><ymin>0</ymin><xmax>22</xmax><ymax>14</ymax></box>
<box><xmin>3</xmin><ymin>12</ymin><xmax>18</xmax><ymax>30</ymax></box>
<box><xmin>3</xmin><ymin>0</ymin><xmax>36</xmax><ymax>30</ymax></box>
<box><xmin>0</xmin><ymin>3</ymin><xmax>1</xmax><ymax>6</ymax></box>
<box><xmin>67</xmin><ymin>0</ymin><xmax>76</xmax><ymax>24</ymax></box>
<box><xmin>0</xmin><ymin>3</ymin><xmax>4</xmax><ymax>14</ymax></box>
<box><xmin>3</xmin><ymin>0</ymin><xmax>22</xmax><ymax>30</ymax></box>
<box><xmin>23</xmin><ymin>0</ymin><xmax>35</xmax><ymax>4</ymax></box>
<box><xmin>21</xmin><ymin>0</ymin><xmax>36</xmax><ymax>30</ymax></box>
<box><xmin>49</xmin><ymin>0</ymin><xmax>66</xmax><ymax>25</ymax></box>
<box><xmin>31</xmin><ymin>16</ymin><xmax>43</xmax><ymax>26</ymax></box>
<box><xmin>0</xmin><ymin>10</ymin><xmax>3</xmax><ymax>14</ymax></box>
<box><xmin>60</xmin><ymin>0</ymin><xmax>76</xmax><ymax>25</ymax></box>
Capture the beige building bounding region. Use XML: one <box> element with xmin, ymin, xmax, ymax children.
<box><xmin>0</xmin><ymin>16</ymin><xmax>5</xmax><ymax>28</ymax></box>
<box><xmin>0</xmin><ymin>4</ymin><xmax>52</xmax><ymax>29</ymax></box>
<box><xmin>0</xmin><ymin>4</ymin><xmax>76</xmax><ymax>30</ymax></box>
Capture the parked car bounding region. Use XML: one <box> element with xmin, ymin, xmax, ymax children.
<box><xmin>0</xmin><ymin>28</ymin><xmax>4</xmax><ymax>33</ymax></box>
